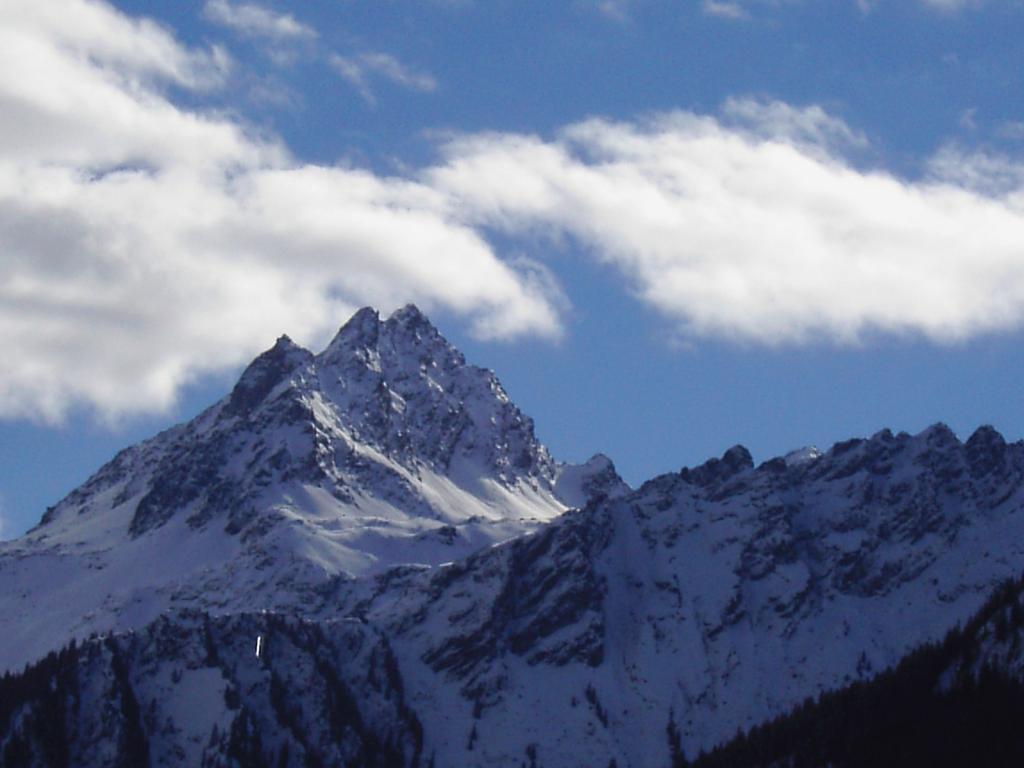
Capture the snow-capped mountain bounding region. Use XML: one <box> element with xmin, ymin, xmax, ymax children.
<box><xmin>6</xmin><ymin>305</ymin><xmax>1024</xmax><ymax>766</ymax></box>
<box><xmin>0</xmin><ymin>305</ymin><xmax>625</xmax><ymax>675</ymax></box>
<box><xmin>325</xmin><ymin>423</ymin><xmax>1024</xmax><ymax>765</ymax></box>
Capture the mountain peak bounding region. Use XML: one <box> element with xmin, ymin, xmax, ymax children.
<box><xmin>922</xmin><ymin>421</ymin><xmax>958</xmax><ymax>446</ymax></box>
<box><xmin>966</xmin><ymin>424</ymin><xmax>1005</xmax><ymax>449</ymax></box>
<box><xmin>554</xmin><ymin>453</ymin><xmax>630</xmax><ymax>507</ymax></box>
<box><xmin>965</xmin><ymin>424</ymin><xmax>1009</xmax><ymax>477</ymax></box>
<box><xmin>224</xmin><ymin>334</ymin><xmax>313</xmax><ymax>418</ymax></box>
<box><xmin>388</xmin><ymin>303</ymin><xmax>429</xmax><ymax>326</ymax></box>
<box><xmin>348</xmin><ymin>305</ymin><xmax>381</xmax><ymax>328</ymax></box>
<box><xmin>317</xmin><ymin>305</ymin><xmax>464</xmax><ymax>375</ymax></box>
<box><xmin>681</xmin><ymin>444</ymin><xmax>754</xmax><ymax>486</ymax></box>
<box><xmin>380</xmin><ymin>304</ymin><xmax>465</xmax><ymax>369</ymax></box>
<box><xmin>219</xmin><ymin>305</ymin><xmax>548</xmax><ymax>487</ymax></box>
<box><xmin>319</xmin><ymin>306</ymin><xmax>381</xmax><ymax>362</ymax></box>
<box><xmin>783</xmin><ymin>445</ymin><xmax>823</xmax><ymax>467</ymax></box>
<box><xmin>20</xmin><ymin>303</ymin><xmax>569</xmax><ymax>580</ymax></box>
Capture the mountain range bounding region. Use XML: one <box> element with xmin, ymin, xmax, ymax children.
<box><xmin>2</xmin><ymin>305</ymin><xmax>1024</xmax><ymax>767</ymax></box>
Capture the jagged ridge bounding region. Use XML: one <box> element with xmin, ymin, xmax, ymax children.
<box><xmin>7</xmin><ymin>417</ymin><xmax>1024</xmax><ymax>767</ymax></box>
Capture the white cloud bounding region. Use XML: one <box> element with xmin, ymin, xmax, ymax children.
<box><xmin>720</xmin><ymin>97</ymin><xmax>868</xmax><ymax>154</ymax></box>
<box><xmin>202</xmin><ymin>0</ymin><xmax>316</xmax><ymax>42</ymax></box>
<box><xmin>702</xmin><ymin>1</ymin><xmax>750</xmax><ymax>20</ymax></box>
<box><xmin>927</xmin><ymin>144</ymin><xmax>1024</xmax><ymax>196</ymax></box>
<box><xmin>428</xmin><ymin>100</ymin><xmax>1024</xmax><ymax>347</ymax></box>
<box><xmin>708</xmin><ymin>0</ymin><xmax>986</xmax><ymax>16</ymax></box>
<box><xmin>593</xmin><ymin>0</ymin><xmax>634</xmax><ymax>21</ymax></box>
<box><xmin>918</xmin><ymin>0</ymin><xmax>983</xmax><ymax>10</ymax></box>
<box><xmin>958</xmin><ymin>107</ymin><xmax>978</xmax><ymax>131</ymax></box>
<box><xmin>0</xmin><ymin>0</ymin><xmax>559</xmax><ymax>423</ymax></box>
<box><xmin>329</xmin><ymin>52</ymin><xmax>437</xmax><ymax>105</ymax></box>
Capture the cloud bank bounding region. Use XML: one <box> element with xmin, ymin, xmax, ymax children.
<box><xmin>4</xmin><ymin>0</ymin><xmax>1024</xmax><ymax>423</ymax></box>
<box><xmin>0</xmin><ymin>0</ymin><xmax>558</xmax><ymax>422</ymax></box>
<box><xmin>429</xmin><ymin>101</ymin><xmax>1024</xmax><ymax>346</ymax></box>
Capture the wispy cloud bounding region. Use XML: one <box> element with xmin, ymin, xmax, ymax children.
<box><xmin>927</xmin><ymin>144</ymin><xmax>1024</xmax><ymax>196</ymax></box>
<box><xmin>918</xmin><ymin>0</ymin><xmax>984</xmax><ymax>11</ymax></box>
<box><xmin>329</xmin><ymin>52</ymin><xmax>437</xmax><ymax>105</ymax></box>
<box><xmin>958</xmin><ymin>107</ymin><xmax>978</xmax><ymax>131</ymax></box>
<box><xmin>996</xmin><ymin>121</ymin><xmax>1024</xmax><ymax>141</ymax></box>
<box><xmin>715</xmin><ymin>0</ymin><xmax>988</xmax><ymax>17</ymax></box>
<box><xmin>593</xmin><ymin>0</ymin><xmax>634</xmax><ymax>21</ymax></box>
<box><xmin>702</xmin><ymin>1</ymin><xmax>750</xmax><ymax>20</ymax></box>
<box><xmin>202</xmin><ymin>0</ymin><xmax>316</xmax><ymax>42</ymax></box>
<box><xmin>721</xmin><ymin>97</ymin><xmax>868</xmax><ymax>153</ymax></box>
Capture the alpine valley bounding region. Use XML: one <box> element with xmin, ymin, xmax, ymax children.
<box><xmin>4</xmin><ymin>306</ymin><xmax>1024</xmax><ymax>767</ymax></box>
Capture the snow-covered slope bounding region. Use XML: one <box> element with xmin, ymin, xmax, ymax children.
<box><xmin>7</xmin><ymin>305</ymin><xmax>1024</xmax><ymax>767</ymax></box>
<box><xmin>7</xmin><ymin>423</ymin><xmax>1024</xmax><ymax>767</ymax></box>
<box><xmin>689</xmin><ymin>572</ymin><xmax>1024</xmax><ymax>767</ymax></box>
<box><xmin>0</xmin><ymin>611</ymin><xmax>426</xmax><ymax>767</ymax></box>
<box><xmin>335</xmin><ymin>423</ymin><xmax>1024</xmax><ymax>765</ymax></box>
<box><xmin>0</xmin><ymin>305</ymin><xmax>624</xmax><ymax>675</ymax></box>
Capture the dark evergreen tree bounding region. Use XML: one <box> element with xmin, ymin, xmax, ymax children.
<box><xmin>691</xmin><ymin>574</ymin><xmax>1024</xmax><ymax>768</ymax></box>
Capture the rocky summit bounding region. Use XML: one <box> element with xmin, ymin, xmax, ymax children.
<box><xmin>0</xmin><ymin>306</ymin><xmax>624</xmax><ymax>676</ymax></box>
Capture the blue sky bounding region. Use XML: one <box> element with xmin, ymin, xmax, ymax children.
<box><xmin>2</xmin><ymin>0</ymin><xmax>1024</xmax><ymax>538</ymax></box>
